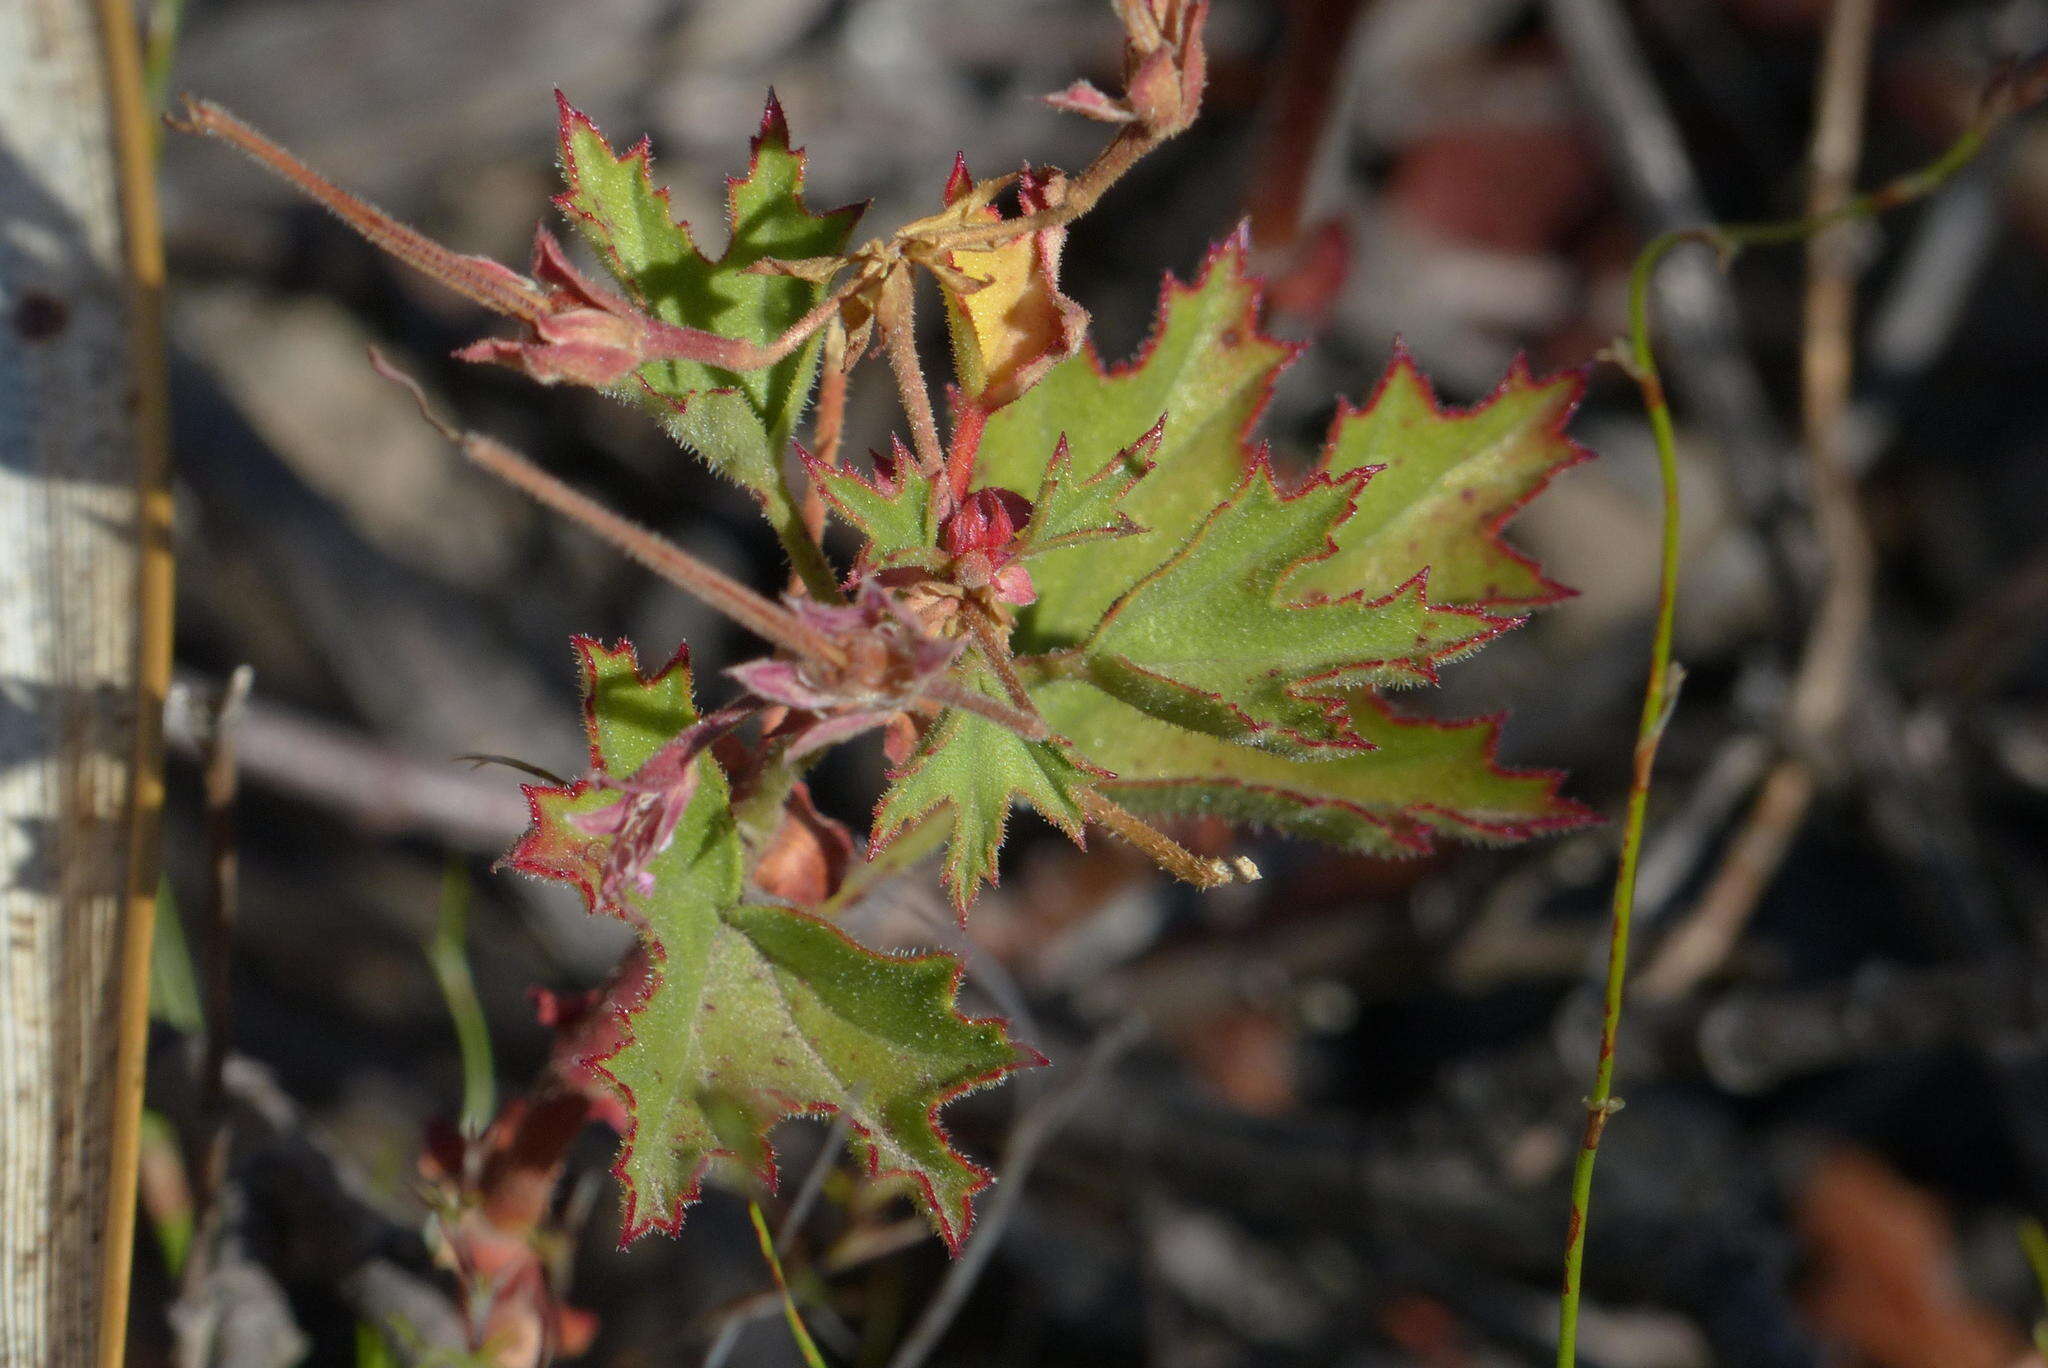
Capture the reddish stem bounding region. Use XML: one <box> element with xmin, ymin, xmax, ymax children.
<box><xmin>168</xmin><ymin>98</ymin><xmax>554</xmax><ymax>324</ymax></box>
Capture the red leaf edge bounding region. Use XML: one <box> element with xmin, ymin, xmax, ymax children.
<box><xmin>1319</xmin><ymin>343</ymin><xmax>1595</xmax><ymax>610</ymax></box>
<box><xmin>588</xmin><ymin>904</ymin><xmax>1047</xmax><ymax>1252</ymax></box>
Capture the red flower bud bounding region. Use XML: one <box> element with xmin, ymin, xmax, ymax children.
<box><xmin>941</xmin><ymin>488</ymin><xmax>1032</xmax><ymax>559</ymax></box>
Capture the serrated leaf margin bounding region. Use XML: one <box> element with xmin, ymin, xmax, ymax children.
<box><xmin>502</xmin><ymin>635</ymin><xmax>695</xmax><ymax>923</ymax></box>
<box><xmin>1308</xmin><ymin>346</ymin><xmax>1594</xmax><ymax>610</ymax></box>
<box><xmin>1075</xmin><ymin>454</ymin><xmax>1517</xmax><ymax>752</ymax></box>
<box><xmin>1090</xmin><ymin>690</ymin><xmax>1598</xmax><ymax>854</ymax></box>
<box><xmin>587</xmin><ymin>904</ymin><xmax>1045</xmax><ymax>1252</ymax></box>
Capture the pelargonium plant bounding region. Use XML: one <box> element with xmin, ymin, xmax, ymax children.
<box><xmin>176</xmin><ymin>0</ymin><xmax>1592</xmax><ymax>1266</ymax></box>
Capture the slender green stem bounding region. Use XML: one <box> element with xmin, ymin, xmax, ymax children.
<box><xmin>748</xmin><ymin>1201</ymin><xmax>829</xmax><ymax>1368</ymax></box>
<box><xmin>733</xmin><ymin>741</ymin><xmax>803</xmax><ymax>856</ymax></box>
<box><xmin>149</xmin><ymin>879</ymin><xmax>202</xmax><ymax>1035</ymax></box>
<box><xmin>1554</xmin><ymin>58</ymin><xmax>2046</xmax><ymax>1366</ymax></box>
<box><xmin>1553</xmin><ymin>229</ymin><xmax>1687</xmax><ymax>1368</ymax></box>
<box><xmin>427</xmin><ymin>862</ymin><xmax>496</xmax><ymax>1137</ymax></box>
<box><xmin>817</xmin><ymin>815</ymin><xmax>949</xmax><ymax>917</ymax></box>
<box><xmin>759</xmin><ymin>466</ymin><xmax>848</xmax><ymax>605</ymax></box>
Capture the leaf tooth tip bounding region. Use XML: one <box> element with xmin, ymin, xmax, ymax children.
<box><xmin>758</xmin><ymin>88</ymin><xmax>791</xmax><ymax>144</ymax></box>
<box><xmin>944</xmin><ymin>151</ymin><xmax>973</xmax><ymax>205</ymax></box>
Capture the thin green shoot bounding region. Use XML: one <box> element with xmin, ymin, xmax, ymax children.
<box><xmin>2021</xmin><ymin>1217</ymin><xmax>2048</xmax><ymax>1356</ymax></box>
<box><xmin>149</xmin><ymin>878</ymin><xmax>203</xmax><ymax>1034</ymax></box>
<box><xmin>750</xmin><ymin>1200</ymin><xmax>830</xmax><ymax>1368</ymax></box>
<box><xmin>1553</xmin><ymin>54</ymin><xmax>2048</xmax><ymax>1367</ymax></box>
<box><xmin>143</xmin><ymin>0</ymin><xmax>187</xmax><ymax>148</ymax></box>
<box><xmin>137</xmin><ymin>1109</ymin><xmax>192</xmax><ymax>1276</ymax></box>
<box><xmin>427</xmin><ymin>861</ymin><xmax>496</xmax><ymax>1136</ymax></box>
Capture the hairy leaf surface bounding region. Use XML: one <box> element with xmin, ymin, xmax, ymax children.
<box><xmin>509</xmin><ymin>640</ymin><xmax>1031</xmax><ymax>1250</ymax></box>
<box><xmin>556</xmin><ymin>94</ymin><xmax>859</xmax><ymax>494</ymax></box>
<box><xmin>1036</xmin><ymin>679</ymin><xmax>1593</xmax><ymax>854</ymax></box>
<box><xmin>874</xmin><ymin>656</ymin><xmax>1097</xmax><ymax>913</ymax></box>
<box><xmin>1074</xmin><ymin>461</ymin><xmax>1505</xmax><ymax>750</ymax></box>
<box><xmin>806</xmin><ymin>452</ymin><xmax>939</xmax><ymax>563</ymax></box>
<box><xmin>975</xmin><ymin>235</ymin><xmax>1295</xmax><ymax>652</ymax></box>
<box><xmin>952</xmin><ymin>237</ymin><xmax>1592</xmax><ymax>867</ymax></box>
<box><xmin>1289</xmin><ymin>353</ymin><xmax>1589</xmax><ymax>608</ymax></box>
<box><xmin>1017</xmin><ymin>420</ymin><xmax>1159</xmax><ymax>558</ymax></box>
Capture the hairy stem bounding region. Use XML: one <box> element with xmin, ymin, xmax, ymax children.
<box><xmin>965</xmin><ymin>613</ymin><xmax>1039</xmax><ymax>718</ymax></box>
<box><xmin>798</xmin><ymin>320</ymin><xmax>850</xmax><ymax>550</ymax></box>
<box><xmin>1075</xmin><ymin>789</ymin><xmax>1257</xmax><ymax>890</ymax></box>
<box><xmin>465</xmin><ymin>433</ymin><xmax>839</xmax><ymax>662</ymax></box>
<box><xmin>921</xmin><ymin>677</ymin><xmax>1050</xmax><ymax>742</ymax></box>
<box><xmin>168</xmin><ymin>98</ymin><xmax>554</xmax><ymax>323</ymax></box>
<box><xmin>877</xmin><ymin>269</ymin><xmax>947</xmax><ymax>477</ymax></box>
<box><xmin>1553</xmin><ymin>45</ymin><xmax>2047</xmax><ymax>1367</ymax></box>
<box><xmin>758</xmin><ymin>467</ymin><xmax>846</xmax><ymax>606</ymax></box>
<box><xmin>916</xmin><ymin>127</ymin><xmax>1156</xmax><ymax>252</ymax></box>
<box><xmin>914</xmin><ymin>0</ymin><xmax>1205</xmax><ymax>258</ymax></box>
<box><xmin>169</xmin><ymin>97</ymin><xmax>850</xmax><ymax>375</ymax></box>
<box><xmin>732</xmin><ymin>740</ymin><xmax>803</xmax><ymax>857</ymax></box>
<box><xmin>372</xmin><ymin>352</ymin><xmax>846</xmax><ymax>668</ymax></box>
<box><xmin>384</xmin><ymin>355</ymin><xmax>1060</xmax><ymax>752</ymax></box>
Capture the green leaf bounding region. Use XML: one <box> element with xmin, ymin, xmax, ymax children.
<box><xmin>555</xmin><ymin>92</ymin><xmax>860</xmax><ymax>494</ymax></box>
<box><xmin>606</xmin><ymin>901</ymin><xmax>1028</xmax><ymax>1251</ymax></box>
<box><xmin>507</xmin><ymin>638</ymin><xmax>731</xmax><ymax>919</ymax></box>
<box><xmin>1073</xmin><ymin>460</ymin><xmax>1506</xmax><ymax>751</ymax></box>
<box><xmin>507</xmin><ymin>639</ymin><xmax>1033</xmax><ymax>1251</ymax></box>
<box><xmin>1288</xmin><ymin>351</ymin><xmax>1589</xmax><ymax>609</ymax></box>
<box><xmin>1017</xmin><ymin>419</ymin><xmax>1158</xmax><ymax>557</ymax></box>
<box><xmin>975</xmin><ymin>234</ymin><xmax>1296</xmax><ymax>652</ymax></box>
<box><xmin>874</xmin><ymin>655</ymin><xmax>1098</xmax><ymax>913</ymax></box>
<box><xmin>805</xmin><ymin>448</ymin><xmax>939</xmax><ymax>563</ymax></box>
<box><xmin>1034</xmin><ymin>679</ymin><xmax>1593</xmax><ymax>855</ymax></box>
<box><xmin>964</xmin><ymin>239</ymin><xmax>1586</xmax><ymax>883</ymax></box>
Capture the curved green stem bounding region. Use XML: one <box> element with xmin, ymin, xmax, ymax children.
<box><xmin>1554</xmin><ymin>56</ymin><xmax>2046</xmax><ymax>1366</ymax></box>
<box><xmin>1553</xmin><ymin>231</ymin><xmax>1687</xmax><ymax>1368</ymax></box>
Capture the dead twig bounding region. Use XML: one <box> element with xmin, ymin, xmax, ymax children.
<box><xmin>1790</xmin><ymin>0</ymin><xmax>1881</xmax><ymax>751</ymax></box>
<box><xmin>1844</xmin><ymin>163</ymin><xmax>1999</xmax><ymax>475</ymax></box>
<box><xmin>172</xmin><ymin>666</ymin><xmax>256</xmax><ymax>1368</ymax></box>
<box><xmin>193</xmin><ymin>665</ymin><xmax>254</xmax><ymax>1210</ymax></box>
<box><xmin>1631</xmin><ymin>730</ymin><xmax>1775</xmax><ymax>923</ymax></box>
<box><xmin>164</xmin><ymin>674</ymin><xmax>530</xmax><ymax>850</ymax></box>
<box><xmin>1636</xmin><ymin>759</ymin><xmax>1819</xmax><ymax>1002</ymax></box>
